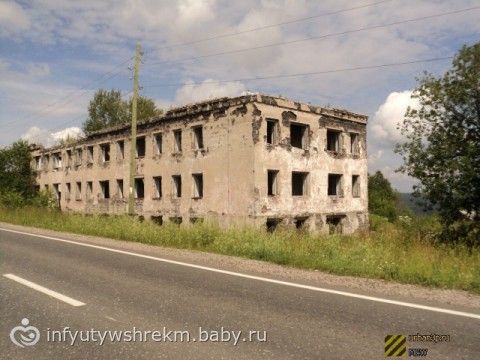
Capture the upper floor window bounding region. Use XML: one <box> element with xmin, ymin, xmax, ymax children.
<box><xmin>266</xmin><ymin>119</ymin><xmax>279</xmax><ymax>145</ymax></box>
<box><xmin>65</xmin><ymin>149</ymin><xmax>72</xmax><ymax>167</ymax></box>
<box><xmin>75</xmin><ymin>148</ymin><xmax>83</xmax><ymax>165</ymax></box>
<box><xmin>290</xmin><ymin>123</ymin><xmax>309</xmax><ymax>150</ymax></box>
<box><xmin>326</xmin><ymin>129</ymin><xmax>341</xmax><ymax>152</ymax></box>
<box><xmin>193</xmin><ymin>126</ymin><xmax>204</xmax><ymax>150</ymax></box>
<box><xmin>136</xmin><ymin>137</ymin><xmax>146</xmax><ymax>158</ymax></box>
<box><xmin>52</xmin><ymin>153</ymin><xmax>62</xmax><ymax>169</ymax></box>
<box><xmin>292</xmin><ymin>172</ymin><xmax>309</xmax><ymax>196</ymax></box>
<box><xmin>154</xmin><ymin>133</ymin><xmax>162</xmax><ymax>155</ymax></box>
<box><xmin>192</xmin><ymin>173</ymin><xmax>203</xmax><ymax>198</ymax></box>
<box><xmin>117</xmin><ymin>140</ymin><xmax>124</xmax><ymax>160</ymax></box>
<box><xmin>87</xmin><ymin>146</ymin><xmax>94</xmax><ymax>164</ymax></box>
<box><xmin>267</xmin><ymin>170</ymin><xmax>279</xmax><ymax>196</ymax></box>
<box><xmin>350</xmin><ymin>133</ymin><xmax>360</xmax><ymax>154</ymax></box>
<box><xmin>34</xmin><ymin>156</ymin><xmax>42</xmax><ymax>170</ymax></box>
<box><xmin>328</xmin><ymin>174</ymin><xmax>343</xmax><ymax>196</ymax></box>
<box><xmin>352</xmin><ymin>175</ymin><xmax>360</xmax><ymax>197</ymax></box>
<box><xmin>100</xmin><ymin>143</ymin><xmax>110</xmax><ymax>162</ymax></box>
<box><xmin>173</xmin><ymin>130</ymin><xmax>182</xmax><ymax>153</ymax></box>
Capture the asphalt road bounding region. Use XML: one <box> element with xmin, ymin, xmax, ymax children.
<box><xmin>1</xmin><ymin>226</ymin><xmax>479</xmax><ymax>359</ymax></box>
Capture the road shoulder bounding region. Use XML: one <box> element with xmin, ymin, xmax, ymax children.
<box><xmin>1</xmin><ymin>221</ymin><xmax>479</xmax><ymax>312</ymax></box>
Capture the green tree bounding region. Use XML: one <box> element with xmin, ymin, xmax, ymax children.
<box><xmin>368</xmin><ymin>171</ymin><xmax>409</xmax><ymax>222</ymax></box>
<box><xmin>395</xmin><ymin>43</ymin><xmax>480</xmax><ymax>245</ymax></box>
<box><xmin>83</xmin><ymin>89</ymin><xmax>162</xmax><ymax>133</ymax></box>
<box><xmin>0</xmin><ymin>140</ymin><xmax>36</xmax><ymax>199</ymax></box>
<box><xmin>128</xmin><ymin>96</ymin><xmax>163</xmax><ymax>122</ymax></box>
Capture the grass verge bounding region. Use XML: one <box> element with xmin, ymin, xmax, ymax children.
<box><xmin>0</xmin><ymin>207</ymin><xmax>479</xmax><ymax>294</ymax></box>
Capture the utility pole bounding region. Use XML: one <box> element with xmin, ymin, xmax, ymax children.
<box><xmin>128</xmin><ymin>43</ymin><xmax>141</xmax><ymax>215</ymax></box>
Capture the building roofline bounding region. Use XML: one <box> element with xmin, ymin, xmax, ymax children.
<box><xmin>33</xmin><ymin>93</ymin><xmax>368</xmax><ymax>152</ymax></box>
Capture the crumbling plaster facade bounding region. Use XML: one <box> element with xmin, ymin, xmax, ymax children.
<box><xmin>32</xmin><ymin>94</ymin><xmax>368</xmax><ymax>233</ymax></box>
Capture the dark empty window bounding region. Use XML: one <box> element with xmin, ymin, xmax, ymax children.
<box><xmin>154</xmin><ymin>133</ymin><xmax>162</xmax><ymax>155</ymax></box>
<box><xmin>352</xmin><ymin>175</ymin><xmax>360</xmax><ymax>198</ymax></box>
<box><xmin>75</xmin><ymin>148</ymin><xmax>82</xmax><ymax>165</ymax></box>
<box><xmin>327</xmin><ymin>215</ymin><xmax>344</xmax><ymax>234</ymax></box>
<box><xmin>292</xmin><ymin>172</ymin><xmax>308</xmax><ymax>196</ymax></box>
<box><xmin>170</xmin><ymin>217</ymin><xmax>182</xmax><ymax>225</ymax></box>
<box><xmin>193</xmin><ymin>127</ymin><xmax>204</xmax><ymax>150</ymax></box>
<box><xmin>328</xmin><ymin>174</ymin><xmax>343</xmax><ymax>196</ymax></box>
<box><xmin>266</xmin><ymin>119</ymin><xmax>278</xmax><ymax>145</ymax></box>
<box><xmin>53</xmin><ymin>183</ymin><xmax>60</xmax><ymax>200</ymax></box>
<box><xmin>66</xmin><ymin>150</ymin><xmax>72</xmax><ymax>167</ymax></box>
<box><xmin>53</xmin><ymin>153</ymin><xmax>62</xmax><ymax>169</ymax></box>
<box><xmin>65</xmin><ymin>183</ymin><xmax>71</xmax><ymax>199</ymax></box>
<box><xmin>350</xmin><ymin>133</ymin><xmax>359</xmax><ymax>154</ymax></box>
<box><xmin>327</xmin><ymin>129</ymin><xmax>340</xmax><ymax>152</ymax></box>
<box><xmin>136</xmin><ymin>137</ymin><xmax>146</xmax><ymax>158</ymax></box>
<box><xmin>34</xmin><ymin>156</ymin><xmax>41</xmax><ymax>170</ymax></box>
<box><xmin>99</xmin><ymin>180</ymin><xmax>110</xmax><ymax>199</ymax></box>
<box><xmin>87</xmin><ymin>146</ymin><xmax>94</xmax><ymax>163</ymax></box>
<box><xmin>100</xmin><ymin>143</ymin><xmax>110</xmax><ymax>162</ymax></box>
<box><xmin>172</xmin><ymin>175</ymin><xmax>182</xmax><ymax>197</ymax></box>
<box><xmin>75</xmin><ymin>182</ymin><xmax>82</xmax><ymax>200</ymax></box>
<box><xmin>117</xmin><ymin>179</ymin><xmax>124</xmax><ymax>198</ymax></box>
<box><xmin>87</xmin><ymin>181</ymin><xmax>93</xmax><ymax>199</ymax></box>
<box><xmin>117</xmin><ymin>140</ymin><xmax>124</xmax><ymax>160</ymax></box>
<box><xmin>192</xmin><ymin>173</ymin><xmax>203</xmax><ymax>198</ymax></box>
<box><xmin>174</xmin><ymin>130</ymin><xmax>182</xmax><ymax>152</ymax></box>
<box><xmin>134</xmin><ymin>178</ymin><xmax>144</xmax><ymax>199</ymax></box>
<box><xmin>266</xmin><ymin>218</ymin><xmax>282</xmax><ymax>232</ymax></box>
<box><xmin>294</xmin><ymin>217</ymin><xmax>308</xmax><ymax>230</ymax></box>
<box><xmin>151</xmin><ymin>216</ymin><xmax>163</xmax><ymax>225</ymax></box>
<box><xmin>153</xmin><ymin>176</ymin><xmax>162</xmax><ymax>198</ymax></box>
<box><xmin>267</xmin><ymin>170</ymin><xmax>279</xmax><ymax>196</ymax></box>
<box><xmin>290</xmin><ymin>123</ymin><xmax>309</xmax><ymax>149</ymax></box>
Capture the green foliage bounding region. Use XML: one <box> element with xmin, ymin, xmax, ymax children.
<box><xmin>368</xmin><ymin>171</ymin><xmax>410</xmax><ymax>222</ymax></box>
<box><xmin>0</xmin><ymin>208</ymin><xmax>478</xmax><ymax>293</ymax></box>
<box><xmin>128</xmin><ymin>96</ymin><xmax>163</xmax><ymax>122</ymax></box>
<box><xmin>0</xmin><ymin>140</ymin><xmax>36</xmax><ymax>198</ymax></box>
<box><xmin>0</xmin><ymin>191</ymin><xmax>25</xmax><ymax>208</ymax></box>
<box><xmin>369</xmin><ymin>213</ymin><xmax>390</xmax><ymax>231</ymax></box>
<box><xmin>82</xmin><ymin>89</ymin><xmax>162</xmax><ymax>133</ymax></box>
<box><xmin>396</xmin><ymin>43</ymin><xmax>480</xmax><ymax>246</ymax></box>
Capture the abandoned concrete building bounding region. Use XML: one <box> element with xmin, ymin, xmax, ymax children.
<box><xmin>32</xmin><ymin>94</ymin><xmax>368</xmax><ymax>233</ymax></box>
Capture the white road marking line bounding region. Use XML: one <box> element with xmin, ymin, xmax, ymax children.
<box><xmin>3</xmin><ymin>273</ymin><xmax>85</xmax><ymax>307</ymax></box>
<box><xmin>1</xmin><ymin>226</ymin><xmax>479</xmax><ymax>320</ymax></box>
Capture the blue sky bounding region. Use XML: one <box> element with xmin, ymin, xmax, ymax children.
<box><xmin>1</xmin><ymin>0</ymin><xmax>479</xmax><ymax>191</ymax></box>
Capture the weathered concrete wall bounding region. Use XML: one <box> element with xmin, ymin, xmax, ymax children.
<box><xmin>250</xmin><ymin>97</ymin><xmax>368</xmax><ymax>233</ymax></box>
<box><xmin>32</xmin><ymin>94</ymin><xmax>368</xmax><ymax>233</ymax></box>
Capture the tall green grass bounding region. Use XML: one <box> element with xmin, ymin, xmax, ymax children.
<box><xmin>1</xmin><ymin>207</ymin><xmax>479</xmax><ymax>293</ymax></box>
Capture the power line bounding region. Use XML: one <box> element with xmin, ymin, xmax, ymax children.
<box><xmin>47</xmin><ymin>90</ymin><xmax>133</xmax><ymax>133</ymax></box>
<box><xmin>144</xmin><ymin>6</ymin><xmax>479</xmax><ymax>68</ymax></box>
<box><xmin>151</xmin><ymin>0</ymin><xmax>394</xmax><ymax>52</ymax></box>
<box><xmin>142</xmin><ymin>56</ymin><xmax>453</xmax><ymax>88</ymax></box>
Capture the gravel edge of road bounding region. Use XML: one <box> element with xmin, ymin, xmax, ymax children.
<box><xmin>1</xmin><ymin>221</ymin><xmax>479</xmax><ymax>311</ymax></box>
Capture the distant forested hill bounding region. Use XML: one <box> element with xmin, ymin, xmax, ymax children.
<box><xmin>398</xmin><ymin>193</ymin><xmax>436</xmax><ymax>215</ymax></box>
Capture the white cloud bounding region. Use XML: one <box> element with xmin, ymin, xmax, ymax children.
<box><xmin>370</xmin><ymin>90</ymin><xmax>419</xmax><ymax>144</ymax></box>
<box><xmin>367</xmin><ymin>90</ymin><xmax>422</xmax><ymax>192</ymax></box>
<box><xmin>22</xmin><ymin>126</ymin><xmax>84</xmax><ymax>147</ymax></box>
<box><xmin>177</xmin><ymin>0</ymin><xmax>216</xmax><ymax>26</ymax></box>
<box><xmin>0</xmin><ymin>1</ymin><xmax>30</xmax><ymax>36</ymax></box>
<box><xmin>173</xmin><ymin>79</ymin><xmax>246</xmax><ymax>105</ymax></box>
